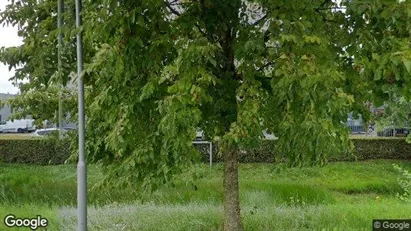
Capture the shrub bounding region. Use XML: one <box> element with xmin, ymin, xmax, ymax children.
<box><xmin>348</xmin><ymin>137</ymin><xmax>411</xmax><ymax>160</ymax></box>
<box><xmin>194</xmin><ymin>141</ymin><xmax>277</xmax><ymax>163</ymax></box>
<box><xmin>0</xmin><ymin>136</ymin><xmax>71</xmax><ymax>165</ymax></box>
<box><xmin>195</xmin><ymin>137</ymin><xmax>411</xmax><ymax>163</ymax></box>
<box><xmin>1</xmin><ymin>136</ymin><xmax>411</xmax><ymax>165</ymax></box>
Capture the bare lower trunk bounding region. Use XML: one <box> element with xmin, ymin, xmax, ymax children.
<box><xmin>223</xmin><ymin>148</ymin><xmax>242</xmax><ymax>231</ymax></box>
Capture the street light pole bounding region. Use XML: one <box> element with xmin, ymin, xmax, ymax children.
<box><xmin>58</xmin><ymin>0</ymin><xmax>64</xmax><ymax>139</ymax></box>
<box><xmin>75</xmin><ymin>0</ymin><xmax>87</xmax><ymax>230</ymax></box>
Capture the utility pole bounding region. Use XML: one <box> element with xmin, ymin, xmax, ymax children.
<box><xmin>76</xmin><ymin>0</ymin><xmax>87</xmax><ymax>229</ymax></box>
<box><xmin>58</xmin><ymin>0</ymin><xmax>64</xmax><ymax>139</ymax></box>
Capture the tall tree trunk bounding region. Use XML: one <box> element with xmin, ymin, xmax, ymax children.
<box><xmin>223</xmin><ymin>148</ymin><xmax>242</xmax><ymax>231</ymax></box>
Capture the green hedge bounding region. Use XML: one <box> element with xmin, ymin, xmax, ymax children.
<box><xmin>194</xmin><ymin>141</ymin><xmax>277</xmax><ymax>163</ymax></box>
<box><xmin>195</xmin><ymin>137</ymin><xmax>411</xmax><ymax>163</ymax></box>
<box><xmin>0</xmin><ymin>138</ymin><xmax>71</xmax><ymax>165</ymax></box>
<box><xmin>1</xmin><ymin>137</ymin><xmax>411</xmax><ymax>165</ymax></box>
<box><xmin>348</xmin><ymin>137</ymin><xmax>411</xmax><ymax>160</ymax></box>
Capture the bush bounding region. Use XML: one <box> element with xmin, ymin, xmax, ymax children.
<box><xmin>0</xmin><ymin>137</ymin><xmax>71</xmax><ymax>165</ymax></box>
<box><xmin>195</xmin><ymin>137</ymin><xmax>411</xmax><ymax>163</ymax></box>
<box><xmin>348</xmin><ymin>137</ymin><xmax>411</xmax><ymax>160</ymax></box>
<box><xmin>194</xmin><ymin>141</ymin><xmax>277</xmax><ymax>163</ymax></box>
<box><xmin>1</xmin><ymin>136</ymin><xmax>411</xmax><ymax>165</ymax></box>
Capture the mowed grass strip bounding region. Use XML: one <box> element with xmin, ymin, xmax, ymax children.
<box><xmin>0</xmin><ymin>134</ymin><xmax>42</xmax><ymax>140</ymax></box>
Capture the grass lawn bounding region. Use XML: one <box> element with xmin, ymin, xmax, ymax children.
<box><xmin>1</xmin><ymin>160</ymin><xmax>411</xmax><ymax>230</ymax></box>
<box><xmin>0</xmin><ymin>133</ymin><xmax>42</xmax><ymax>140</ymax></box>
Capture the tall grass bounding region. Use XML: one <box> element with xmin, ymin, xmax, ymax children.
<box><xmin>0</xmin><ymin>164</ymin><xmax>139</xmax><ymax>206</ymax></box>
<box><xmin>1</xmin><ymin>160</ymin><xmax>411</xmax><ymax>230</ymax></box>
<box><xmin>1</xmin><ymin>160</ymin><xmax>410</xmax><ymax>206</ymax></box>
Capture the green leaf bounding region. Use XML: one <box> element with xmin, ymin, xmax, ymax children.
<box><xmin>209</xmin><ymin>58</ymin><xmax>217</xmax><ymax>67</ymax></box>
<box><xmin>373</xmin><ymin>70</ymin><xmax>382</xmax><ymax>81</ymax></box>
<box><xmin>279</xmin><ymin>54</ymin><xmax>287</xmax><ymax>59</ymax></box>
<box><xmin>403</xmin><ymin>59</ymin><xmax>411</xmax><ymax>74</ymax></box>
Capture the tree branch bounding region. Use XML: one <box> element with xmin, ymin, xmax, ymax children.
<box><xmin>165</xmin><ymin>1</ymin><xmax>181</xmax><ymax>16</ymax></box>
<box><xmin>264</xmin><ymin>29</ymin><xmax>270</xmax><ymax>43</ymax></box>
<box><xmin>169</xmin><ymin>0</ymin><xmax>180</xmax><ymax>5</ymax></box>
<box><xmin>258</xmin><ymin>61</ymin><xmax>275</xmax><ymax>72</ymax></box>
<box><xmin>194</xmin><ymin>23</ymin><xmax>208</xmax><ymax>37</ymax></box>
<box><xmin>252</xmin><ymin>14</ymin><xmax>267</xmax><ymax>26</ymax></box>
<box><xmin>164</xmin><ymin>0</ymin><xmax>209</xmax><ymax>38</ymax></box>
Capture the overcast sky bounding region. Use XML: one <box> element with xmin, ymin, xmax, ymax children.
<box><xmin>0</xmin><ymin>2</ymin><xmax>22</xmax><ymax>94</ymax></box>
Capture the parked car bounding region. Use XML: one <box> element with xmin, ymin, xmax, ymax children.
<box><xmin>0</xmin><ymin>119</ymin><xmax>36</xmax><ymax>133</ymax></box>
<box><xmin>0</xmin><ymin>121</ymin><xmax>6</xmax><ymax>133</ymax></box>
<box><xmin>33</xmin><ymin>127</ymin><xmax>76</xmax><ymax>137</ymax></box>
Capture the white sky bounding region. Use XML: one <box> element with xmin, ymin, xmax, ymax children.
<box><xmin>0</xmin><ymin>1</ymin><xmax>22</xmax><ymax>94</ymax></box>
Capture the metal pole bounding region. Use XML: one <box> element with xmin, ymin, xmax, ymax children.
<box><xmin>76</xmin><ymin>0</ymin><xmax>87</xmax><ymax>229</ymax></box>
<box><xmin>58</xmin><ymin>0</ymin><xmax>64</xmax><ymax>139</ymax></box>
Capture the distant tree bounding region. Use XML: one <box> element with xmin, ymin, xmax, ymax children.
<box><xmin>0</xmin><ymin>85</ymin><xmax>76</xmax><ymax>125</ymax></box>
<box><xmin>345</xmin><ymin>0</ymin><xmax>411</xmax><ymax>108</ymax></box>
<box><xmin>0</xmin><ymin>0</ymin><xmax>82</xmax><ymax>122</ymax></box>
<box><xmin>344</xmin><ymin>0</ymin><xmax>411</xmax><ymax>138</ymax></box>
<box><xmin>375</xmin><ymin>96</ymin><xmax>411</xmax><ymax>131</ymax></box>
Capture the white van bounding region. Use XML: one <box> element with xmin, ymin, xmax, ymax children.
<box><xmin>0</xmin><ymin>119</ymin><xmax>36</xmax><ymax>133</ymax></box>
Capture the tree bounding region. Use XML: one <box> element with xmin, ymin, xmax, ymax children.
<box><xmin>374</xmin><ymin>96</ymin><xmax>411</xmax><ymax>134</ymax></box>
<box><xmin>0</xmin><ymin>0</ymin><xmax>83</xmax><ymax>122</ymax></box>
<box><xmin>3</xmin><ymin>0</ymin><xmax>411</xmax><ymax>230</ymax></box>
<box><xmin>83</xmin><ymin>1</ymin><xmax>354</xmax><ymax>230</ymax></box>
<box><xmin>344</xmin><ymin>0</ymin><xmax>411</xmax><ymax>137</ymax></box>
<box><xmin>344</xmin><ymin>0</ymin><xmax>411</xmax><ymax>110</ymax></box>
<box><xmin>0</xmin><ymin>85</ymin><xmax>76</xmax><ymax>126</ymax></box>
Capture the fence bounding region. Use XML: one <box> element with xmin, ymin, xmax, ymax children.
<box><xmin>192</xmin><ymin>140</ymin><xmax>213</xmax><ymax>167</ymax></box>
<box><xmin>347</xmin><ymin>123</ymin><xmax>378</xmax><ymax>136</ymax></box>
<box><xmin>347</xmin><ymin>125</ymin><xmax>366</xmax><ymax>134</ymax></box>
<box><xmin>346</xmin><ymin>123</ymin><xmax>411</xmax><ymax>137</ymax></box>
<box><xmin>376</xmin><ymin>125</ymin><xmax>410</xmax><ymax>137</ymax></box>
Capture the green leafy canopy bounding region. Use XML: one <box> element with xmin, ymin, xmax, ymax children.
<box><xmin>2</xmin><ymin>0</ymin><xmax>411</xmax><ymax>193</ymax></box>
